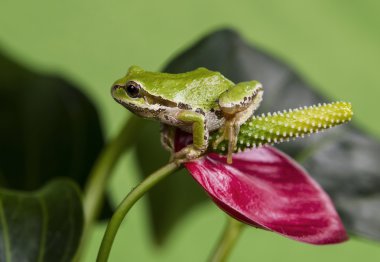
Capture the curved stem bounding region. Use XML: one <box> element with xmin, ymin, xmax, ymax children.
<box><xmin>96</xmin><ymin>161</ymin><xmax>181</xmax><ymax>262</ymax></box>
<box><xmin>83</xmin><ymin>116</ymin><xmax>141</xmax><ymax>224</ymax></box>
<box><xmin>75</xmin><ymin>116</ymin><xmax>142</xmax><ymax>260</ymax></box>
<box><xmin>209</xmin><ymin>217</ymin><xmax>245</xmax><ymax>262</ymax></box>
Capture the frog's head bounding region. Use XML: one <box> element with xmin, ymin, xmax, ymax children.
<box><xmin>111</xmin><ymin>66</ymin><xmax>166</xmax><ymax>118</ymax></box>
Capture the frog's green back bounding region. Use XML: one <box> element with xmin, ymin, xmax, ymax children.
<box><xmin>125</xmin><ymin>66</ymin><xmax>234</xmax><ymax>110</ymax></box>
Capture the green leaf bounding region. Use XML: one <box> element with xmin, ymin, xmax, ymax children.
<box><xmin>0</xmin><ymin>51</ymin><xmax>112</xmax><ymax>219</ymax></box>
<box><xmin>144</xmin><ymin>28</ymin><xmax>380</xmax><ymax>243</ymax></box>
<box><xmin>0</xmin><ymin>179</ymin><xmax>83</xmax><ymax>262</ymax></box>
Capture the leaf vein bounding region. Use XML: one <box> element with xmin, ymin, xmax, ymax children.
<box><xmin>37</xmin><ymin>195</ymin><xmax>48</xmax><ymax>262</ymax></box>
<box><xmin>0</xmin><ymin>197</ymin><xmax>11</xmax><ymax>262</ymax></box>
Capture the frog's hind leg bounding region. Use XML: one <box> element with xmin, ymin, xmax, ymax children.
<box><xmin>160</xmin><ymin>124</ymin><xmax>176</xmax><ymax>161</ymax></box>
<box><xmin>213</xmin><ymin>81</ymin><xmax>263</xmax><ymax>164</ymax></box>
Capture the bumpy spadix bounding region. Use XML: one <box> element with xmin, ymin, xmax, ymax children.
<box><xmin>210</xmin><ymin>101</ymin><xmax>353</xmax><ymax>153</ymax></box>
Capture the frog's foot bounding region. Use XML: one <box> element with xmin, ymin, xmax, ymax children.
<box><xmin>216</xmin><ymin>80</ymin><xmax>264</xmax><ymax>164</ymax></box>
<box><xmin>213</xmin><ymin>120</ymin><xmax>239</xmax><ymax>164</ymax></box>
<box><xmin>173</xmin><ymin>145</ymin><xmax>205</xmax><ymax>164</ymax></box>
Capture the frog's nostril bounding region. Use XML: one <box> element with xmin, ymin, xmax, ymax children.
<box><xmin>112</xmin><ymin>84</ymin><xmax>123</xmax><ymax>91</ymax></box>
<box><xmin>111</xmin><ymin>84</ymin><xmax>125</xmax><ymax>98</ymax></box>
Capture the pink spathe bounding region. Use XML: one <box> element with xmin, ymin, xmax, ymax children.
<box><xmin>175</xmin><ymin>130</ymin><xmax>348</xmax><ymax>244</ymax></box>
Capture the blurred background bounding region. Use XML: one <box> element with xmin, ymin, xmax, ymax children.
<box><xmin>1</xmin><ymin>0</ymin><xmax>379</xmax><ymax>261</ymax></box>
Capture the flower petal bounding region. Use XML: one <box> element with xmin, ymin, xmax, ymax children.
<box><xmin>184</xmin><ymin>147</ymin><xmax>348</xmax><ymax>244</ymax></box>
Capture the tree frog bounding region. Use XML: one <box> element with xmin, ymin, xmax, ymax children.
<box><xmin>111</xmin><ymin>66</ymin><xmax>263</xmax><ymax>164</ymax></box>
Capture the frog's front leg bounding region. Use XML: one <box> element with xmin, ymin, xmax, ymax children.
<box><xmin>174</xmin><ymin>110</ymin><xmax>208</xmax><ymax>164</ymax></box>
<box><xmin>213</xmin><ymin>81</ymin><xmax>263</xmax><ymax>164</ymax></box>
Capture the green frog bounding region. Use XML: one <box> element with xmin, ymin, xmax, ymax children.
<box><xmin>111</xmin><ymin>66</ymin><xmax>263</xmax><ymax>164</ymax></box>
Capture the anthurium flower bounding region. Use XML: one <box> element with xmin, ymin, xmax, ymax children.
<box><xmin>175</xmin><ymin>102</ymin><xmax>352</xmax><ymax>244</ymax></box>
<box><xmin>185</xmin><ymin>146</ymin><xmax>348</xmax><ymax>244</ymax></box>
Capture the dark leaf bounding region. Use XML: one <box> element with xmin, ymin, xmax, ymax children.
<box><xmin>0</xmin><ymin>51</ymin><xmax>112</xmax><ymax>219</ymax></box>
<box><xmin>158</xmin><ymin>29</ymin><xmax>380</xmax><ymax>241</ymax></box>
<box><xmin>0</xmin><ymin>179</ymin><xmax>83</xmax><ymax>262</ymax></box>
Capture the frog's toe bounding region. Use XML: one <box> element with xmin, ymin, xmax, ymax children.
<box><xmin>227</xmin><ymin>127</ymin><xmax>239</xmax><ymax>164</ymax></box>
<box><xmin>173</xmin><ymin>145</ymin><xmax>205</xmax><ymax>164</ymax></box>
<box><xmin>213</xmin><ymin>120</ymin><xmax>240</xmax><ymax>164</ymax></box>
<box><xmin>212</xmin><ymin>127</ymin><xmax>228</xmax><ymax>149</ymax></box>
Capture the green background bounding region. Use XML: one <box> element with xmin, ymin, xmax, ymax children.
<box><xmin>1</xmin><ymin>0</ymin><xmax>379</xmax><ymax>261</ymax></box>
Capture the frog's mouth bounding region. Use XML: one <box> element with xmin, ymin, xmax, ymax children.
<box><xmin>111</xmin><ymin>86</ymin><xmax>168</xmax><ymax>118</ymax></box>
<box><xmin>118</xmin><ymin>98</ymin><xmax>167</xmax><ymax>118</ymax></box>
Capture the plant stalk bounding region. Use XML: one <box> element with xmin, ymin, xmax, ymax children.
<box><xmin>209</xmin><ymin>217</ymin><xmax>245</xmax><ymax>262</ymax></box>
<box><xmin>75</xmin><ymin>116</ymin><xmax>142</xmax><ymax>260</ymax></box>
<box><xmin>84</xmin><ymin>116</ymin><xmax>141</xmax><ymax>225</ymax></box>
<box><xmin>96</xmin><ymin>161</ymin><xmax>181</xmax><ymax>262</ymax></box>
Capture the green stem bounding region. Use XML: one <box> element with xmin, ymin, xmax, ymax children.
<box><xmin>209</xmin><ymin>217</ymin><xmax>245</xmax><ymax>262</ymax></box>
<box><xmin>96</xmin><ymin>161</ymin><xmax>181</xmax><ymax>262</ymax></box>
<box><xmin>83</xmin><ymin>116</ymin><xmax>141</xmax><ymax>226</ymax></box>
<box><xmin>75</xmin><ymin>116</ymin><xmax>142</xmax><ymax>260</ymax></box>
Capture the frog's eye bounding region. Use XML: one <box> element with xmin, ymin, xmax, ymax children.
<box><xmin>125</xmin><ymin>81</ymin><xmax>141</xmax><ymax>98</ymax></box>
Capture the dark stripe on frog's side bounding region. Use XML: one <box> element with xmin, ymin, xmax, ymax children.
<box><xmin>144</xmin><ymin>92</ymin><xmax>194</xmax><ymax>111</ymax></box>
<box><xmin>141</xmin><ymin>90</ymin><xmax>179</xmax><ymax>108</ymax></box>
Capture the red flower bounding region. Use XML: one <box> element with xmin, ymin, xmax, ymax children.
<box><xmin>176</xmin><ymin>130</ymin><xmax>348</xmax><ymax>244</ymax></box>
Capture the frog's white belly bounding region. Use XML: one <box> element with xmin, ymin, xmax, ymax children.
<box><xmin>157</xmin><ymin>107</ymin><xmax>225</xmax><ymax>133</ymax></box>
